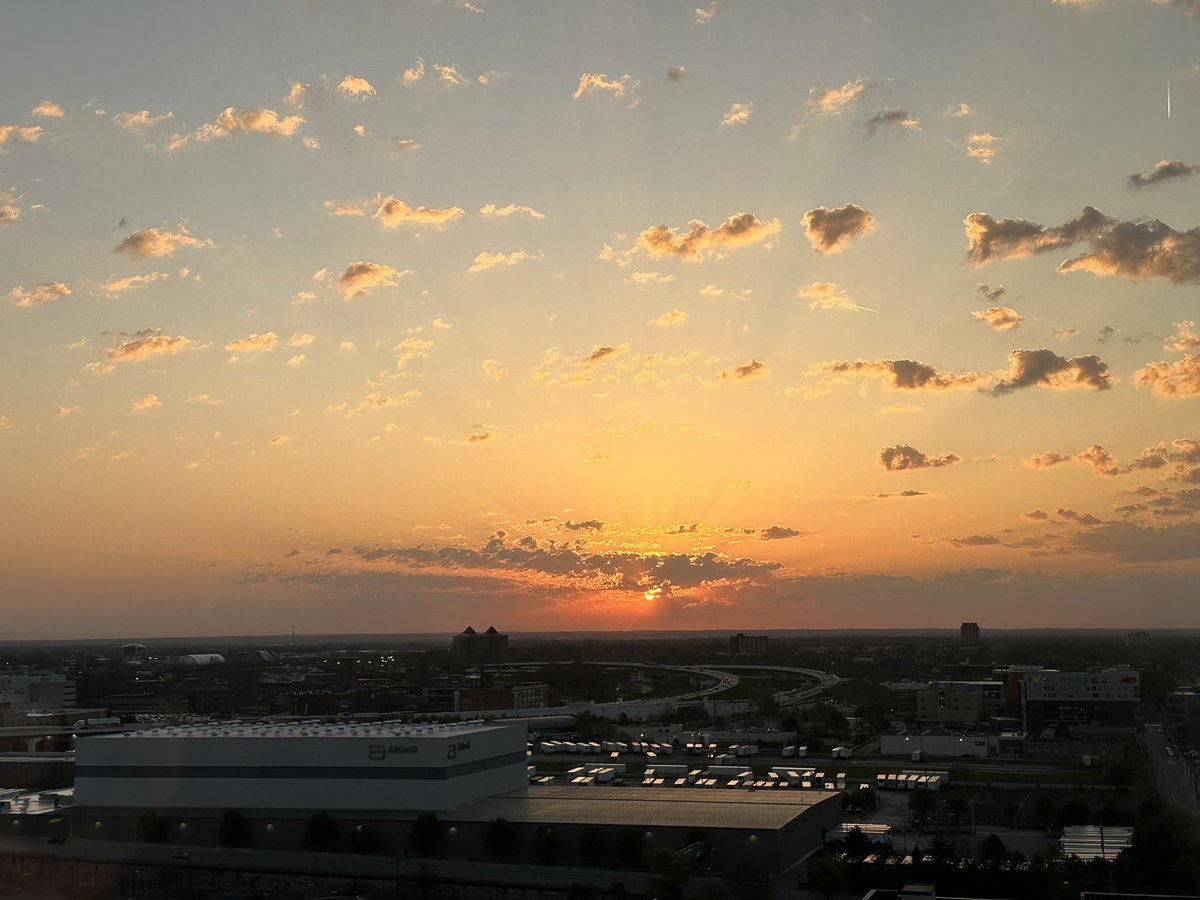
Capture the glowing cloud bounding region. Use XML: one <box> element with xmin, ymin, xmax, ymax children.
<box><xmin>104</xmin><ymin>330</ymin><xmax>191</xmax><ymax>364</ymax></box>
<box><xmin>1135</xmin><ymin>355</ymin><xmax>1200</xmax><ymax>398</ymax></box>
<box><xmin>721</xmin><ymin>358</ymin><xmax>769</xmax><ymax>382</ymax></box>
<box><xmin>966</xmin><ymin>132</ymin><xmax>1002</xmax><ymax>164</ymax></box>
<box><xmin>649</xmin><ymin>309</ymin><xmax>687</xmax><ymax>327</ymax></box>
<box><xmin>638</xmin><ymin>212</ymin><xmax>780</xmax><ymax>262</ymax></box>
<box><xmin>469</xmin><ymin>250</ymin><xmax>531</xmax><ymax>273</ymax></box>
<box><xmin>8</xmin><ymin>282</ymin><xmax>71</xmax><ymax>308</ymax></box>
<box><xmin>482</xmin><ymin>359</ymin><xmax>503</xmax><ymax>381</ymax></box>
<box><xmin>573</xmin><ymin>73</ymin><xmax>632</xmax><ymax>99</ymax></box>
<box><xmin>170</xmin><ymin>107</ymin><xmax>305</xmax><ymax>149</ymax></box>
<box><xmin>131</xmin><ymin>393</ymin><xmax>161</xmax><ymax>413</ymax></box>
<box><xmin>878</xmin><ymin>444</ymin><xmax>961</xmax><ymax>471</ymax></box>
<box><xmin>695</xmin><ymin>2</ymin><xmax>719</xmax><ymax>23</ymax></box>
<box><xmin>31</xmin><ymin>101</ymin><xmax>65</xmax><ymax>118</ymax></box>
<box><xmin>113</xmin><ymin>109</ymin><xmax>173</xmax><ymax>130</ymax></box>
<box><xmin>802</xmin><ymin>204</ymin><xmax>875</xmax><ymax>254</ymax></box>
<box><xmin>0</xmin><ymin>125</ymin><xmax>43</xmax><ymax>144</ymax></box>
<box><xmin>336</xmin><ymin>75</ymin><xmax>376</xmax><ymax>98</ymax></box>
<box><xmin>101</xmin><ymin>273</ymin><xmax>168</xmax><ymax>296</ymax></box>
<box><xmin>799</xmin><ymin>282</ymin><xmax>871</xmax><ymax>312</ymax></box>
<box><xmin>812</xmin><ymin>358</ymin><xmax>985</xmax><ymax>391</ymax></box>
<box><xmin>0</xmin><ymin>205</ymin><xmax>19</xmax><ymax>227</ymax></box>
<box><xmin>338</xmin><ymin>261</ymin><xmax>409</xmax><ymax>299</ymax></box>
<box><xmin>721</xmin><ymin>102</ymin><xmax>753</xmax><ymax>127</ymax></box>
<box><xmin>373</xmin><ymin>197</ymin><xmax>464</xmax><ymax>230</ymax></box>
<box><xmin>225</xmin><ymin>332</ymin><xmax>278</xmax><ymax>355</ymax></box>
<box><xmin>808</xmin><ymin>78</ymin><xmax>866</xmax><ymax>114</ymax></box>
<box><xmin>972</xmin><ymin>306</ymin><xmax>1022</xmax><ymax>331</ymax></box>
<box><xmin>114</xmin><ymin>227</ymin><xmax>210</xmax><ymax>259</ymax></box>
<box><xmin>1129</xmin><ymin>160</ymin><xmax>1196</xmax><ymax>188</ymax></box>
<box><xmin>480</xmin><ymin>204</ymin><xmax>544</xmax><ymax>219</ymax></box>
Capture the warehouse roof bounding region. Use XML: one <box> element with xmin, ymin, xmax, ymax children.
<box><xmin>450</xmin><ymin>784</ymin><xmax>840</xmax><ymax>831</ymax></box>
<box><xmin>102</xmin><ymin>719</ymin><xmax>506</xmax><ymax>740</ymax></box>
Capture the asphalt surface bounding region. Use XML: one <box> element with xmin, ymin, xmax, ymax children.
<box><xmin>1142</xmin><ymin>728</ymin><xmax>1199</xmax><ymax>815</ymax></box>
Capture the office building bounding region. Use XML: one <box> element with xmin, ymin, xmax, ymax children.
<box><xmin>1020</xmin><ymin>666</ymin><xmax>1140</xmax><ymax>736</ymax></box>
<box><xmin>959</xmin><ymin>622</ymin><xmax>980</xmax><ymax>648</ymax></box>
<box><xmin>729</xmin><ymin>633</ymin><xmax>769</xmax><ymax>658</ymax></box>
<box><xmin>452</xmin><ymin>626</ymin><xmax>509</xmax><ymax>663</ymax></box>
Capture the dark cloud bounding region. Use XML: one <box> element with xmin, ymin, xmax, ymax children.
<box><xmin>812</xmin><ymin>358</ymin><xmax>984</xmax><ymax>391</ymax></box>
<box><xmin>562</xmin><ymin>519</ymin><xmax>604</xmax><ymax>531</ymax></box>
<box><xmin>946</xmin><ymin>534</ymin><xmax>1001</xmax><ymax>547</ymax></box>
<box><xmin>1115</xmin><ymin>487</ymin><xmax>1200</xmax><ymax>520</ymax></box>
<box><xmin>665</xmin><ymin>523</ymin><xmax>699</xmax><ymax>534</ymax></box>
<box><xmin>1054</xmin><ymin>507</ymin><xmax>1103</xmax><ymax>525</ymax></box>
<box><xmin>1097</xmin><ymin>325</ymin><xmax>1117</xmax><ymax>344</ymax></box>
<box><xmin>1026</xmin><ymin>452</ymin><xmax>1070</xmax><ymax>469</ymax></box>
<box><xmin>1129</xmin><ymin>160</ymin><xmax>1196</xmax><ymax>188</ymax></box>
<box><xmin>758</xmin><ymin>526</ymin><xmax>805</xmax><ymax>541</ymax></box>
<box><xmin>976</xmin><ymin>283</ymin><xmax>1006</xmax><ymax>303</ymax></box>
<box><xmin>878</xmin><ymin>444</ymin><xmax>961</xmax><ymax>471</ymax></box>
<box><xmin>992</xmin><ymin>348</ymin><xmax>1113</xmax><ymax>395</ymax></box>
<box><xmin>1025</xmin><ymin>508</ymin><xmax>1052</xmax><ymax>520</ymax></box>
<box><xmin>667</xmin><ymin>66</ymin><xmax>686</xmax><ymax>82</ymax></box>
<box><xmin>1071</xmin><ymin>521</ymin><xmax>1200</xmax><ymax>562</ymax></box>
<box><xmin>966</xmin><ymin>206</ymin><xmax>1200</xmax><ymax>284</ymax></box>
<box><xmin>869</xmin><ymin>490</ymin><xmax>929</xmax><ymax>499</ymax></box>
<box><xmin>863</xmin><ymin>108</ymin><xmax>918</xmax><ymax>137</ymax></box>
<box><xmin>802</xmin><ymin>204</ymin><xmax>875</xmax><ymax>254</ymax></box>
<box><xmin>583</xmin><ymin>344</ymin><xmax>621</xmax><ymax>364</ymax></box>
<box><xmin>721</xmin><ymin>358</ymin><xmax>769</xmax><ymax>382</ymax></box>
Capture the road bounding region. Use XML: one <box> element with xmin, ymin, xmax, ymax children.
<box><xmin>1142</xmin><ymin>727</ymin><xmax>1199</xmax><ymax>815</ymax></box>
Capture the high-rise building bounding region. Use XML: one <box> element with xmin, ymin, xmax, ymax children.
<box><xmin>960</xmin><ymin>622</ymin><xmax>981</xmax><ymax>648</ymax></box>
<box><xmin>452</xmin><ymin>625</ymin><xmax>509</xmax><ymax>663</ymax></box>
<box><xmin>729</xmin><ymin>633</ymin><xmax>768</xmax><ymax>658</ymax></box>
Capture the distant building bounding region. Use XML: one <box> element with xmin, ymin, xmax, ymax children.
<box><xmin>1020</xmin><ymin>665</ymin><xmax>1140</xmax><ymax>736</ymax></box>
<box><xmin>458</xmin><ymin>682</ymin><xmax>549</xmax><ymax>712</ymax></box>
<box><xmin>915</xmin><ymin>681</ymin><xmax>1003</xmax><ymax>725</ymax></box>
<box><xmin>730</xmin><ymin>633</ymin><xmax>768</xmax><ymax>658</ymax></box>
<box><xmin>452</xmin><ymin>625</ymin><xmax>509</xmax><ymax>663</ymax></box>
<box><xmin>960</xmin><ymin>622</ymin><xmax>980</xmax><ymax>648</ymax></box>
<box><xmin>0</xmin><ymin>671</ymin><xmax>76</xmax><ymax>718</ymax></box>
<box><xmin>1165</xmin><ymin>690</ymin><xmax>1200</xmax><ymax>723</ymax></box>
<box><xmin>1126</xmin><ymin>630</ymin><xmax>1151</xmax><ymax>647</ymax></box>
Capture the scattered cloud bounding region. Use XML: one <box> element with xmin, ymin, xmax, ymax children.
<box><xmin>101</xmin><ymin>272</ymin><xmax>168</xmax><ymax>296</ymax></box>
<box><xmin>1054</xmin><ymin>328</ymin><xmax>1079</xmax><ymax>340</ymax></box>
<box><xmin>667</xmin><ymin>66</ymin><xmax>686</xmax><ymax>82</ymax></box>
<box><xmin>469</xmin><ymin>250</ymin><xmax>532</xmax><ymax>273</ymax></box>
<box><xmin>338</xmin><ymin>261</ymin><xmax>409</xmax><ymax>299</ymax></box>
<box><xmin>721</xmin><ymin>102</ymin><xmax>753</xmax><ymax>127</ymax></box>
<box><xmin>1026</xmin><ymin>451</ymin><xmax>1070</xmax><ymax>469</ymax></box>
<box><xmin>374</xmin><ymin>197</ymin><xmax>463</xmax><ymax>229</ymax></box>
<box><xmin>268</xmin><ymin>435</ymin><xmax>290</xmax><ymax>446</ymax></box>
<box><xmin>863</xmin><ymin>108</ymin><xmax>919</xmax><ymax>136</ymax></box>
<box><xmin>869</xmin><ymin>490</ymin><xmax>929</xmax><ymax>499</ymax></box>
<box><xmin>637</xmin><ymin>212</ymin><xmax>781</xmax><ymax>262</ymax></box>
<box><xmin>758</xmin><ymin>526</ymin><xmax>805</xmax><ymax>541</ymax></box>
<box><xmin>966</xmin><ymin>206</ymin><xmax>1200</xmax><ymax>283</ymax></box>
<box><xmin>401</xmin><ymin>59</ymin><xmax>426</xmax><ymax>86</ymax></box>
<box><xmin>482</xmin><ymin>359</ymin><xmax>503</xmax><ymax>381</ymax></box>
<box><xmin>466</xmin><ymin>431</ymin><xmax>498</xmax><ymax>444</ymax></box>
<box><xmin>57</xmin><ymin>406</ymin><xmax>79</xmax><ymax>417</ymax></box>
<box><xmin>993</xmin><ymin>348</ymin><xmax>1113</xmax><ymax>395</ymax></box>
<box><xmin>113</xmin><ymin>109</ymin><xmax>173</xmax><ymax>131</ymax></box>
<box><xmin>114</xmin><ymin>227</ymin><xmax>210</xmax><ymax>259</ymax></box>
<box><xmin>694</xmin><ymin>2</ymin><xmax>719</xmax><ymax>24</ymax></box>
<box><xmin>187</xmin><ymin>394</ymin><xmax>225</xmax><ymax>406</ymax></box>
<box><xmin>808</xmin><ymin>78</ymin><xmax>867</xmax><ymax>115</ymax></box>
<box><xmin>878</xmin><ymin>443</ymin><xmax>961</xmax><ymax>471</ymax></box>
<box><xmin>972</xmin><ymin>306</ymin><xmax>1022</xmax><ymax>330</ymax></box>
<box><xmin>573</xmin><ymin>73</ymin><xmax>632</xmax><ymax>99</ymax></box>
<box><xmin>630</xmin><ymin>271</ymin><xmax>675</xmax><ymax>284</ymax></box>
<box><xmin>284</xmin><ymin>82</ymin><xmax>309</xmax><ymax>109</ymax></box>
<box><xmin>104</xmin><ymin>329</ymin><xmax>191</xmax><ymax>364</ymax></box>
<box><xmin>8</xmin><ymin>282</ymin><xmax>70</xmax><ymax>308</ymax></box>
<box><xmin>336</xmin><ymin>75</ymin><xmax>376</xmax><ymax>98</ymax></box>
<box><xmin>31</xmin><ymin>101</ymin><xmax>64</xmax><ymax>119</ymax></box>
<box><xmin>649</xmin><ymin>309</ymin><xmax>687</xmax><ymax>327</ymax></box>
<box><xmin>131</xmin><ymin>393</ymin><xmax>161</xmax><ymax>413</ymax></box>
<box><xmin>480</xmin><ymin>203</ymin><xmax>544</xmax><ymax>220</ymax></box>
<box><xmin>1129</xmin><ymin>159</ymin><xmax>1196</xmax><ymax>188</ymax></box>
<box><xmin>0</xmin><ymin>205</ymin><xmax>19</xmax><ymax>227</ymax></box>
<box><xmin>799</xmin><ymin>281</ymin><xmax>872</xmax><ymax>312</ymax></box>
<box><xmin>721</xmin><ymin>358</ymin><xmax>769</xmax><ymax>382</ymax></box>
<box><xmin>225</xmin><ymin>332</ymin><xmax>278</xmax><ymax>355</ymax></box>
<box><xmin>811</xmin><ymin>358</ymin><xmax>985</xmax><ymax>391</ymax></box>
<box><xmin>1134</xmin><ymin>354</ymin><xmax>1200</xmax><ymax>397</ymax></box>
<box><xmin>0</xmin><ymin>125</ymin><xmax>44</xmax><ymax>145</ymax></box>
<box><xmin>288</xmin><ymin>332</ymin><xmax>315</xmax><ymax>348</ymax></box>
<box><xmin>1167</xmin><ymin>321</ymin><xmax>1200</xmax><ymax>353</ymax></box>
<box><xmin>944</xmin><ymin>103</ymin><xmax>972</xmax><ymax>117</ymax></box>
<box><xmin>965</xmin><ymin>132</ymin><xmax>1003</xmax><ymax>165</ymax></box>
<box><xmin>168</xmin><ymin>107</ymin><xmax>305</xmax><ymax>149</ymax></box>
<box><xmin>802</xmin><ymin>203</ymin><xmax>875</xmax><ymax>254</ymax></box>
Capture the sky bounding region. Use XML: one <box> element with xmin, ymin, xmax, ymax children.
<box><xmin>2</xmin><ymin>0</ymin><xmax>1199</xmax><ymax>639</ymax></box>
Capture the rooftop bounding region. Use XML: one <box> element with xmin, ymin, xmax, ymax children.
<box><xmin>449</xmin><ymin>784</ymin><xmax>839</xmax><ymax>831</ymax></box>
<box><xmin>98</xmin><ymin>719</ymin><xmax>502</xmax><ymax>740</ymax></box>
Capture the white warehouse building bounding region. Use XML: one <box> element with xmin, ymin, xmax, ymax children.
<box><xmin>74</xmin><ymin>720</ymin><xmax>527</xmax><ymax>812</ymax></box>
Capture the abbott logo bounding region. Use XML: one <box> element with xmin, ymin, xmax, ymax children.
<box><xmin>368</xmin><ymin>745</ymin><xmax>386</xmax><ymax>761</ymax></box>
<box><xmin>368</xmin><ymin>743</ymin><xmax>420</xmax><ymax>760</ymax></box>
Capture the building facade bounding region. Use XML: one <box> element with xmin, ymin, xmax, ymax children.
<box><xmin>1020</xmin><ymin>666</ymin><xmax>1140</xmax><ymax>736</ymax></box>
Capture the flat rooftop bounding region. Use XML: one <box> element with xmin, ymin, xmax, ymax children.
<box><xmin>450</xmin><ymin>784</ymin><xmax>840</xmax><ymax>831</ymax></box>
<box><xmin>101</xmin><ymin>719</ymin><xmax>503</xmax><ymax>740</ymax></box>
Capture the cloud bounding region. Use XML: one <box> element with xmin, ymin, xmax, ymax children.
<box><xmin>869</xmin><ymin>490</ymin><xmax>929</xmax><ymax>499</ymax></box>
<box><xmin>336</xmin><ymin>75</ymin><xmax>376</xmax><ymax>98</ymax></box>
<box><xmin>284</xmin><ymin>82</ymin><xmax>309</xmax><ymax>108</ymax></box>
<box><xmin>1166</xmin><ymin>321</ymin><xmax>1200</xmax><ymax>353</ymax></box>
<box><xmin>434</xmin><ymin>64</ymin><xmax>464</xmax><ymax>87</ymax></box>
<box><xmin>1072</xmin><ymin>521</ymin><xmax>1200</xmax><ymax>562</ymax></box>
<box><xmin>402</xmin><ymin>59</ymin><xmax>426</xmax><ymax>86</ymax></box>
<box><xmin>637</xmin><ymin>212</ymin><xmax>781</xmax><ymax>262</ymax></box>
<box><xmin>1025</xmin><ymin>451</ymin><xmax>1070</xmax><ymax>469</ymax></box>
<box><xmin>758</xmin><ymin>526</ymin><xmax>804</xmax><ymax>541</ymax></box>
<box><xmin>694</xmin><ymin>2</ymin><xmax>719</xmax><ymax>23</ymax></box>
<box><xmin>992</xmin><ymin>348</ymin><xmax>1113</xmax><ymax>395</ymax></box>
<box><xmin>965</xmin><ymin>132</ymin><xmax>1002</xmax><ymax>164</ymax></box>
<box><xmin>0</xmin><ymin>205</ymin><xmax>19</xmax><ymax>226</ymax></box>
<box><xmin>338</xmin><ymin>261</ymin><xmax>409</xmax><ymax>298</ymax></box>
<box><xmin>966</xmin><ymin>206</ymin><xmax>1200</xmax><ymax>284</ymax></box>
<box><xmin>802</xmin><ymin>203</ymin><xmax>875</xmax><ymax>254</ymax></box>
<box><xmin>1054</xmin><ymin>328</ymin><xmax>1079</xmax><ymax>340</ymax></box>
<box><xmin>649</xmin><ymin>309</ymin><xmax>687</xmax><ymax>327</ymax></box>
<box><xmin>863</xmin><ymin>108</ymin><xmax>919</xmax><ymax>136</ymax></box>
<box><xmin>288</xmin><ymin>332</ymin><xmax>315</xmax><ymax>348</ymax></box>
<box><xmin>480</xmin><ymin>203</ymin><xmax>544</xmax><ymax>219</ymax></box>
<box><xmin>1129</xmin><ymin>159</ymin><xmax>1196</xmax><ymax>188</ymax></box>
<box><xmin>466</xmin><ymin>431</ymin><xmax>498</xmax><ymax>444</ymax></box>
<box><xmin>945</xmin><ymin>534</ymin><xmax>1001</xmax><ymax>547</ymax></box>
<box><xmin>0</xmin><ymin>125</ymin><xmax>43</xmax><ymax>145</ymax></box>
<box><xmin>976</xmin><ymin>283</ymin><xmax>1006</xmax><ymax>303</ymax></box>
<box><xmin>482</xmin><ymin>359</ymin><xmax>503</xmax><ymax>381</ymax></box>
<box><xmin>394</xmin><ymin>336</ymin><xmax>433</xmax><ymax>369</ymax></box>
<box><xmin>583</xmin><ymin>344</ymin><xmax>625</xmax><ymax>364</ymax></box>
<box><xmin>573</xmin><ymin>73</ymin><xmax>632</xmax><ymax>99</ymax></box>
<box><xmin>104</xmin><ymin>329</ymin><xmax>191</xmax><ymax>364</ymax></box>
<box><xmin>169</xmin><ymin>107</ymin><xmax>305</xmax><ymax>149</ymax></box>
<box><xmin>8</xmin><ymin>282</ymin><xmax>70</xmax><ymax>308</ymax></box>
<box><xmin>57</xmin><ymin>406</ymin><xmax>79</xmax><ymax>417</ymax></box>
<box><xmin>1134</xmin><ymin>355</ymin><xmax>1200</xmax><ymax>398</ymax></box>
<box><xmin>373</xmin><ymin>197</ymin><xmax>464</xmax><ymax>229</ymax></box>
<box><xmin>31</xmin><ymin>101</ymin><xmax>64</xmax><ymax>118</ymax></box>
<box><xmin>799</xmin><ymin>281</ymin><xmax>872</xmax><ymax>312</ymax></box>
<box><xmin>469</xmin><ymin>250</ymin><xmax>532</xmax><ymax>273</ymax></box>
<box><xmin>667</xmin><ymin>66</ymin><xmax>686</xmax><ymax>82</ymax></box>
<box><xmin>340</xmin><ymin>390</ymin><xmax>422</xmax><ymax>415</ymax></box>
<box><xmin>225</xmin><ymin>332</ymin><xmax>278</xmax><ymax>355</ymax></box>
<box><xmin>563</xmin><ymin>519</ymin><xmax>605</xmax><ymax>532</ymax></box>
<box><xmin>972</xmin><ymin>306</ymin><xmax>1022</xmax><ymax>330</ymax></box>
<box><xmin>945</xmin><ymin>103</ymin><xmax>972</xmax><ymax>117</ymax></box>
<box><xmin>808</xmin><ymin>78</ymin><xmax>867</xmax><ymax>115</ymax></box>
<box><xmin>721</xmin><ymin>358</ymin><xmax>769</xmax><ymax>382</ymax></box>
<box><xmin>187</xmin><ymin>394</ymin><xmax>225</xmax><ymax>406</ymax></box>
<box><xmin>629</xmin><ymin>271</ymin><xmax>675</xmax><ymax>284</ymax></box>
<box><xmin>101</xmin><ymin>272</ymin><xmax>168</xmax><ymax>296</ymax></box>
<box><xmin>812</xmin><ymin>358</ymin><xmax>985</xmax><ymax>391</ymax></box>
<box><xmin>268</xmin><ymin>435</ymin><xmax>290</xmax><ymax>446</ymax></box>
<box><xmin>721</xmin><ymin>102</ymin><xmax>753</xmax><ymax>127</ymax></box>
<box><xmin>131</xmin><ymin>393</ymin><xmax>161</xmax><ymax>413</ymax></box>
<box><xmin>878</xmin><ymin>443</ymin><xmax>961</xmax><ymax>471</ymax></box>
<box><xmin>114</xmin><ymin>227</ymin><xmax>210</xmax><ymax>259</ymax></box>
<box><xmin>286</xmin><ymin>354</ymin><xmax>305</xmax><ymax>367</ymax></box>
<box><xmin>113</xmin><ymin>109</ymin><xmax>173</xmax><ymax>131</ymax></box>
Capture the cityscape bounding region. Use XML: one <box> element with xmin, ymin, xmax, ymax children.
<box><xmin>3</xmin><ymin>0</ymin><xmax>1200</xmax><ymax>897</ymax></box>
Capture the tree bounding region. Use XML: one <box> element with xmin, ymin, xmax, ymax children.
<box><xmin>534</xmin><ymin>825</ymin><xmax>565</xmax><ymax>864</ymax></box>
<box><xmin>304</xmin><ymin>811</ymin><xmax>337</xmax><ymax>852</ymax></box>
<box><xmin>135</xmin><ymin>809</ymin><xmax>164</xmax><ymax>843</ymax></box>
<box><xmin>945</xmin><ymin>791</ymin><xmax>969</xmax><ymax>827</ymax></box>
<box><xmin>979</xmin><ymin>832</ymin><xmax>1007</xmax><ymax>864</ymax></box>
<box><xmin>806</xmin><ymin>851</ymin><xmax>849</xmax><ymax>899</ymax></box>
<box><xmin>909</xmin><ymin>787</ymin><xmax>935</xmax><ymax>826</ymax></box>
<box><xmin>1035</xmin><ymin>794</ymin><xmax>1058</xmax><ymax>831</ymax></box>
<box><xmin>408</xmin><ymin>812</ymin><xmax>444</xmax><ymax>858</ymax></box>
<box><xmin>484</xmin><ymin>816</ymin><xmax>518</xmax><ymax>860</ymax></box>
<box><xmin>218</xmin><ymin>809</ymin><xmax>249</xmax><ymax>848</ymax></box>
<box><xmin>927</xmin><ymin>834</ymin><xmax>957</xmax><ymax>863</ymax></box>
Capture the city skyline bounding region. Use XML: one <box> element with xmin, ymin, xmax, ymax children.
<box><xmin>2</xmin><ymin>1</ymin><xmax>1199</xmax><ymax>638</ymax></box>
